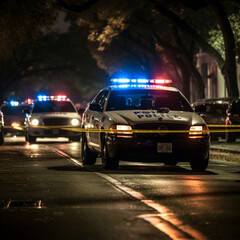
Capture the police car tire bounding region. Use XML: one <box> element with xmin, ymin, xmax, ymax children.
<box><xmin>101</xmin><ymin>139</ymin><xmax>119</xmax><ymax>170</ymax></box>
<box><xmin>190</xmin><ymin>154</ymin><xmax>209</xmax><ymax>171</ymax></box>
<box><xmin>81</xmin><ymin>133</ymin><xmax>97</xmax><ymax>165</ymax></box>
<box><xmin>0</xmin><ymin>128</ymin><xmax>4</xmax><ymax>145</ymax></box>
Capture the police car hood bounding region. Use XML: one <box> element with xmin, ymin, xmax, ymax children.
<box><xmin>105</xmin><ymin>110</ymin><xmax>205</xmax><ymax>126</ymax></box>
<box><xmin>31</xmin><ymin>112</ymin><xmax>80</xmax><ymax>119</ymax></box>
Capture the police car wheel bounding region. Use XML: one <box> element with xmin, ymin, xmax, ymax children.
<box><xmin>0</xmin><ymin>128</ymin><xmax>4</xmax><ymax>145</ymax></box>
<box><xmin>81</xmin><ymin>133</ymin><xmax>97</xmax><ymax>165</ymax></box>
<box><xmin>190</xmin><ymin>154</ymin><xmax>209</xmax><ymax>171</ymax></box>
<box><xmin>101</xmin><ymin>139</ymin><xmax>119</xmax><ymax>170</ymax></box>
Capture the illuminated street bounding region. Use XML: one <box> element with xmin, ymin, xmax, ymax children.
<box><xmin>1</xmin><ymin>1</ymin><xmax>240</xmax><ymax>239</ymax></box>
<box><xmin>0</xmin><ymin>136</ymin><xmax>240</xmax><ymax>240</ymax></box>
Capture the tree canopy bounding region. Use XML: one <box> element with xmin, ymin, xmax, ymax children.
<box><xmin>0</xmin><ymin>0</ymin><xmax>239</xmax><ymax>103</ymax></box>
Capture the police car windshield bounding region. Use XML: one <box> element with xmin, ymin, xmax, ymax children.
<box><xmin>32</xmin><ymin>101</ymin><xmax>76</xmax><ymax>113</ymax></box>
<box><xmin>107</xmin><ymin>89</ymin><xmax>193</xmax><ymax>112</ymax></box>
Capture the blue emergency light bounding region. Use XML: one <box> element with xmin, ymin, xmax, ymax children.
<box><xmin>110</xmin><ymin>78</ymin><xmax>172</xmax><ymax>84</ymax></box>
<box><xmin>10</xmin><ymin>101</ymin><xmax>19</xmax><ymax>106</ymax></box>
<box><xmin>110</xmin><ymin>78</ymin><xmax>172</xmax><ymax>89</ymax></box>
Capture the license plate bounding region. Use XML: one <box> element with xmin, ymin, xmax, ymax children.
<box><xmin>157</xmin><ymin>143</ymin><xmax>172</xmax><ymax>153</ymax></box>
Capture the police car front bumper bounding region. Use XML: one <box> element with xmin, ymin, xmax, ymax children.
<box><xmin>28</xmin><ymin>126</ymin><xmax>81</xmax><ymax>138</ymax></box>
<box><xmin>105</xmin><ymin>134</ymin><xmax>210</xmax><ymax>162</ymax></box>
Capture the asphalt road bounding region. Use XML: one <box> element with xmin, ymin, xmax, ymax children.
<box><xmin>0</xmin><ymin>136</ymin><xmax>240</xmax><ymax>240</ymax></box>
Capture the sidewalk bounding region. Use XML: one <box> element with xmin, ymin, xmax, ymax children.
<box><xmin>210</xmin><ymin>138</ymin><xmax>240</xmax><ymax>162</ymax></box>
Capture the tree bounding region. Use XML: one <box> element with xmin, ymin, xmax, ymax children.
<box><xmin>68</xmin><ymin>0</ymin><xmax>205</xmax><ymax>99</ymax></box>
<box><xmin>150</xmin><ymin>0</ymin><xmax>239</xmax><ymax>97</ymax></box>
<box><xmin>0</xmin><ymin>0</ymin><xmax>107</xmax><ymax>103</ymax></box>
<box><xmin>66</xmin><ymin>0</ymin><xmax>239</xmax><ymax>99</ymax></box>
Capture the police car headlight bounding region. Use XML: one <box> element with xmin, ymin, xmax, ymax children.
<box><xmin>189</xmin><ymin>125</ymin><xmax>208</xmax><ymax>138</ymax></box>
<box><xmin>110</xmin><ymin>125</ymin><xmax>133</xmax><ymax>135</ymax></box>
<box><xmin>71</xmin><ymin>118</ymin><xmax>80</xmax><ymax>126</ymax></box>
<box><xmin>31</xmin><ymin>119</ymin><xmax>39</xmax><ymax>126</ymax></box>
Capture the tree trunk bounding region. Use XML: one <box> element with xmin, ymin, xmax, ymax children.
<box><xmin>205</xmin><ymin>0</ymin><xmax>239</xmax><ymax>97</ymax></box>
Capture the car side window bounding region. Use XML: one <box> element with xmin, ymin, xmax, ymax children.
<box><xmin>93</xmin><ymin>90</ymin><xmax>109</xmax><ymax>108</ymax></box>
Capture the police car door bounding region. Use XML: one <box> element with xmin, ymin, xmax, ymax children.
<box><xmin>88</xmin><ymin>90</ymin><xmax>109</xmax><ymax>151</ymax></box>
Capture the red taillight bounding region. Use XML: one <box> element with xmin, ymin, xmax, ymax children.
<box><xmin>150</xmin><ymin>79</ymin><xmax>172</xmax><ymax>84</ymax></box>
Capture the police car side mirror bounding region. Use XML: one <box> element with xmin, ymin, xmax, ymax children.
<box><xmin>89</xmin><ymin>103</ymin><xmax>103</xmax><ymax>112</ymax></box>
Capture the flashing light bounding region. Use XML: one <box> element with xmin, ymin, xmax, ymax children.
<box><xmin>10</xmin><ymin>101</ymin><xmax>19</xmax><ymax>106</ymax></box>
<box><xmin>110</xmin><ymin>78</ymin><xmax>172</xmax><ymax>86</ymax></box>
<box><xmin>25</xmin><ymin>99</ymin><xmax>34</xmax><ymax>105</ymax></box>
<box><xmin>37</xmin><ymin>95</ymin><xmax>68</xmax><ymax>101</ymax></box>
<box><xmin>111</xmin><ymin>84</ymin><xmax>168</xmax><ymax>90</ymax></box>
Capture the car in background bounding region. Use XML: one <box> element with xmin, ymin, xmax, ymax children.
<box><xmin>25</xmin><ymin>95</ymin><xmax>81</xmax><ymax>143</ymax></box>
<box><xmin>192</xmin><ymin>99</ymin><xmax>230</xmax><ymax>141</ymax></box>
<box><xmin>0</xmin><ymin>100</ymin><xmax>31</xmax><ymax>136</ymax></box>
<box><xmin>225</xmin><ymin>98</ymin><xmax>240</xmax><ymax>142</ymax></box>
<box><xmin>192</xmin><ymin>98</ymin><xmax>240</xmax><ymax>142</ymax></box>
<box><xmin>0</xmin><ymin>110</ymin><xmax>4</xmax><ymax>145</ymax></box>
<box><xmin>81</xmin><ymin>78</ymin><xmax>210</xmax><ymax>171</ymax></box>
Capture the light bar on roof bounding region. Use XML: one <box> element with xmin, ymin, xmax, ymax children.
<box><xmin>110</xmin><ymin>78</ymin><xmax>172</xmax><ymax>85</ymax></box>
<box><xmin>10</xmin><ymin>101</ymin><xmax>19</xmax><ymax>106</ymax></box>
<box><xmin>37</xmin><ymin>95</ymin><xmax>69</xmax><ymax>101</ymax></box>
<box><xmin>111</xmin><ymin>84</ymin><xmax>168</xmax><ymax>90</ymax></box>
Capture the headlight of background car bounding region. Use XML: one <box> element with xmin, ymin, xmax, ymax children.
<box><xmin>189</xmin><ymin>125</ymin><xmax>209</xmax><ymax>138</ymax></box>
<box><xmin>31</xmin><ymin>119</ymin><xmax>39</xmax><ymax>126</ymax></box>
<box><xmin>71</xmin><ymin>118</ymin><xmax>80</xmax><ymax>126</ymax></box>
<box><xmin>109</xmin><ymin>124</ymin><xmax>133</xmax><ymax>135</ymax></box>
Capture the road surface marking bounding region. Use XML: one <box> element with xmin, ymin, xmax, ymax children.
<box><xmin>50</xmin><ymin>148</ymin><xmax>83</xmax><ymax>167</ymax></box>
<box><xmin>96</xmin><ymin>172</ymin><xmax>207</xmax><ymax>240</ymax></box>
<box><xmin>52</xmin><ymin>147</ymin><xmax>207</xmax><ymax>240</ymax></box>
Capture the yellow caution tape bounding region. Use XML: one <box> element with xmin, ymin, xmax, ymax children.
<box><xmin>3</xmin><ymin>125</ymin><xmax>240</xmax><ymax>133</ymax></box>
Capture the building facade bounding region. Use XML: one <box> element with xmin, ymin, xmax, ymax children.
<box><xmin>195</xmin><ymin>51</ymin><xmax>240</xmax><ymax>101</ymax></box>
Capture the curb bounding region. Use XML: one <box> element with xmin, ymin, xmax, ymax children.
<box><xmin>210</xmin><ymin>146</ymin><xmax>240</xmax><ymax>163</ymax></box>
<box><xmin>210</xmin><ymin>146</ymin><xmax>240</xmax><ymax>154</ymax></box>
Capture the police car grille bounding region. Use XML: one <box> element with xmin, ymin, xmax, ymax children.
<box><xmin>43</xmin><ymin>118</ymin><xmax>71</xmax><ymax>126</ymax></box>
<box><xmin>133</xmin><ymin>123</ymin><xmax>189</xmax><ymax>139</ymax></box>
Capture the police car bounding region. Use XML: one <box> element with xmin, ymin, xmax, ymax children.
<box><xmin>0</xmin><ymin>110</ymin><xmax>4</xmax><ymax>145</ymax></box>
<box><xmin>0</xmin><ymin>100</ymin><xmax>31</xmax><ymax>136</ymax></box>
<box><xmin>25</xmin><ymin>95</ymin><xmax>81</xmax><ymax>143</ymax></box>
<box><xmin>81</xmin><ymin>78</ymin><xmax>210</xmax><ymax>170</ymax></box>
